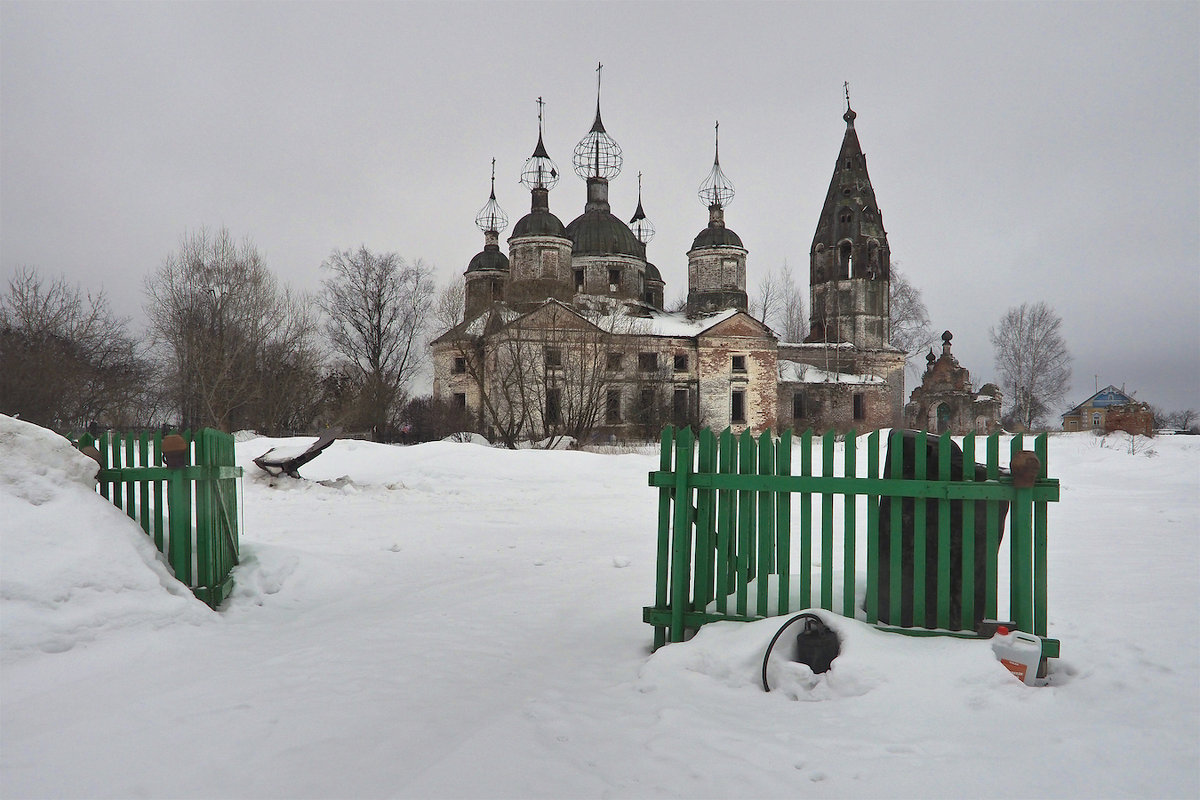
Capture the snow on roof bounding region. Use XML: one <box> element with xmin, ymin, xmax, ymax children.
<box><xmin>778</xmin><ymin>360</ymin><xmax>885</xmax><ymax>385</ymax></box>
<box><xmin>580</xmin><ymin>307</ymin><xmax>741</xmax><ymax>338</ymax></box>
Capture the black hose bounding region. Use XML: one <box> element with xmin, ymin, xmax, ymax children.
<box><xmin>761</xmin><ymin>612</ymin><xmax>825</xmax><ymax>692</ymax></box>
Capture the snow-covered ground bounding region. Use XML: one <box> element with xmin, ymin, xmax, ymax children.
<box><xmin>2</xmin><ymin>414</ymin><xmax>1197</xmax><ymax>799</ymax></box>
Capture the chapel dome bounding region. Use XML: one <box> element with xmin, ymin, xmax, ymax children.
<box><xmin>466</xmin><ymin>246</ymin><xmax>509</xmax><ymax>272</ymax></box>
<box><xmin>511</xmin><ymin>209</ymin><xmax>567</xmax><ymax>239</ymax></box>
<box><xmin>565</xmin><ymin>210</ymin><xmax>644</xmax><ymax>257</ymax></box>
<box><xmin>691</xmin><ymin>225</ymin><xmax>744</xmax><ymax>250</ymax></box>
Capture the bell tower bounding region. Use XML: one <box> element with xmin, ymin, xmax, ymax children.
<box><xmin>807</xmin><ymin>90</ymin><xmax>891</xmax><ymax>348</ymax></box>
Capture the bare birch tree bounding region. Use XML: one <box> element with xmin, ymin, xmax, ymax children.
<box><xmin>320</xmin><ymin>247</ymin><xmax>434</xmax><ymax>440</ymax></box>
<box><xmin>989</xmin><ymin>301</ymin><xmax>1072</xmax><ymax>430</ymax></box>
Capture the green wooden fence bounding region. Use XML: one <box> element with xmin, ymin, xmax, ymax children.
<box><xmin>644</xmin><ymin>427</ymin><xmax>1060</xmax><ymax>655</ymax></box>
<box><xmin>73</xmin><ymin>428</ymin><xmax>242</xmax><ymax>608</ymax></box>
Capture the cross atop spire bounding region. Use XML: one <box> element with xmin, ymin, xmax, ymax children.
<box><xmin>843</xmin><ymin>80</ymin><xmax>857</xmax><ymax>127</ymax></box>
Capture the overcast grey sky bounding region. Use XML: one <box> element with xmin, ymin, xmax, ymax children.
<box><xmin>3</xmin><ymin>1</ymin><xmax>1197</xmax><ymax>414</ymax></box>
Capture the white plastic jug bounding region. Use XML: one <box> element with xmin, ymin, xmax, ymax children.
<box><xmin>991</xmin><ymin>626</ymin><xmax>1048</xmax><ymax>687</ymax></box>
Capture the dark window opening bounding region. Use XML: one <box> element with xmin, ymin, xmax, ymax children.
<box><xmin>673</xmin><ymin>389</ymin><xmax>689</xmax><ymax>424</ymax></box>
<box><xmin>839</xmin><ymin>242</ymin><xmax>853</xmax><ymax>278</ymax></box>
<box><xmin>574</xmin><ymin>269</ymin><xmax>585</xmax><ymax>292</ymax></box>
<box><xmin>608</xmin><ymin>268</ymin><xmax>621</xmax><ymax>291</ymax></box>
<box><xmin>638</xmin><ymin>352</ymin><xmax>657</xmax><ymax>372</ymax></box>
<box><xmin>546</xmin><ymin>388</ymin><xmax>562</xmax><ymax>425</ymax></box>
<box><xmin>853</xmin><ymin>393</ymin><xmax>866</xmax><ymax>420</ymax></box>
<box><xmin>544</xmin><ymin>347</ymin><xmax>562</xmax><ymax>368</ymax></box>
<box><xmin>491</xmin><ymin>280</ymin><xmax>502</xmax><ymax>301</ymax></box>
<box><xmin>638</xmin><ymin>388</ymin><xmax>656</xmax><ymax>424</ymax></box>
<box><xmin>606</xmin><ymin>389</ymin><xmax>621</xmax><ymax>424</ymax></box>
<box><xmin>453</xmin><ymin>393</ymin><xmax>467</xmax><ymax>410</ymax></box>
<box><xmin>793</xmin><ymin>391</ymin><xmax>806</xmax><ymax>420</ymax></box>
<box><xmin>674</xmin><ymin>353</ymin><xmax>688</xmax><ymax>371</ymax></box>
<box><xmin>731</xmin><ymin>355</ymin><xmax>747</xmax><ymax>373</ymax></box>
<box><xmin>607</xmin><ymin>352</ymin><xmax>622</xmax><ymax>371</ymax></box>
<box><xmin>731</xmin><ymin>390</ymin><xmax>746</xmax><ymax>423</ymax></box>
<box><xmin>452</xmin><ymin>357</ymin><xmax>467</xmax><ymax>374</ymax></box>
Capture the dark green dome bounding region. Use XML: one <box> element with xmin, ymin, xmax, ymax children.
<box><xmin>691</xmin><ymin>224</ymin><xmax>744</xmax><ymax>250</ymax></box>
<box><xmin>511</xmin><ymin>209</ymin><xmax>567</xmax><ymax>239</ymax></box>
<box><xmin>466</xmin><ymin>245</ymin><xmax>509</xmax><ymax>273</ymax></box>
<box><xmin>645</xmin><ymin>262</ymin><xmax>662</xmax><ymax>283</ymax></box>
<box><xmin>565</xmin><ymin>210</ymin><xmax>644</xmax><ymax>257</ymax></box>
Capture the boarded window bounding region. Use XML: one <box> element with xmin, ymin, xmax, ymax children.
<box><xmin>638</xmin><ymin>352</ymin><xmax>657</xmax><ymax>372</ymax></box>
<box><xmin>731</xmin><ymin>390</ymin><xmax>746</xmax><ymax>423</ymax></box>
<box><xmin>606</xmin><ymin>389</ymin><xmax>621</xmax><ymax>424</ymax></box>
<box><xmin>540</xmin><ymin>250</ymin><xmax>557</xmax><ymax>277</ymax></box>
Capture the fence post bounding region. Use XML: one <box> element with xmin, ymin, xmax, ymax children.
<box><xmin>669</xmin><ymin>427</ymin><xmax>695</xmax><ymax>644</ymax></box>
<box><xmin>653</xmin><ymin>426</ymin><xmax>674</xmax><ymax>650</ymax></box>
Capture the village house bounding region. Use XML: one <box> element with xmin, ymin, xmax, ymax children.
<box><xmin>431</xmin><ymin>89</ymin><xmax>906</xmax><ymax>443</ymax></box>
<box><xmin>1061</xmin><ymin>385</ymin><xmax>1154</xmax><ymax>436</ymax></box>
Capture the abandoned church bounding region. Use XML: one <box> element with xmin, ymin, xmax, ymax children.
<box><xmin>431</xmin><ymin>88</ymin><xmax>907</xmax><ymax>444</ymax></box>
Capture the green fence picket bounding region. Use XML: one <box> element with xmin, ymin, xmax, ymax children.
<box><xmin>843</xmin><ymin>430</ymin><xmax>857</xmax><ymax>618</ymax></box>
<box><xmin>775</xmin><ymin>431</ymin><xmax>792</xmax><ymax>616</ymax></box>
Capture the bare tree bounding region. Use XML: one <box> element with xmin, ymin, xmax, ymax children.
<box><xmin>432</xmin><ymin>277</ymin><xmax>466</xmax><ymax>332</ymax></box>
<box><xmin>145</xmin><ymin>228</ymin><xmax>318</xmax><ymax>432</ymax></box>
<box><xmin>989</xmin><ymin>301</ymin><xmax>1072</xmax><ymax>430</ymax></box>
<box><xmin>889</xmin><ymin>266</ymin><xmax>936</xmax><ymax>377</ymax></box>
<box><xmin>1</xmin><ymin>267</ymin><xmax>151</xmax><ymax>430</ymax></box>
<box><xmin>320</xmin><ymin>246</ymin><xmax>435</xmax><ymax>441</ymax></box>
<box><xmin>751</xmin><ymin>262</ymin><xmax>808</xmax><ymax>342</ymax></box>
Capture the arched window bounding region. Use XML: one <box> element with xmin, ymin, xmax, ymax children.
<box><xmin>838</xmin><ymin>241</ymin><xmax>853</xmax><ymax>278</ymax></box>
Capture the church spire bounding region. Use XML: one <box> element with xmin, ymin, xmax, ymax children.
<box><xmin>629</xmin><ymin>171</ymin><xmax>655</xmax><ymax>244</ymax></box>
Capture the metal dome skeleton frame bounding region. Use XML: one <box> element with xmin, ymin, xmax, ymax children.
<box><xmin>698</xmin><ymin>121</ymin><xmax>735</xmax><ymax>209</ymax></box>
<box><xmin>520</xmin><ymin>97</ymin><xmax>560</xmax><ymax>191</ymax></box>
<box><xmin>572</xmin><ymin>63</ymin><xmax>623</xmax><ymax>180</ymax></box>
<box><xmin>474</xmin><ymin>159</ymin><xmax>509</xmax><ymax>234</ymax></box>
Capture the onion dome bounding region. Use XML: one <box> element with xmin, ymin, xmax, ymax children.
<box><xmin>511</xmin><ymin>99</ymin><xmax>568</xmax><ymax>240</ymax></box>
<box><xmin>467</xmin><ymin>160</ymin><xmax>510</xmax><ymax>273</ymax></box>
<box><xmin>564</xmin><ymin>66</ymin><xmax>641</xmax><ymax>257</ymax></box>
<box><xmin>691</xmin><ymin>121</ymin><xmax>743</xmax><ymax>250</ymax></box>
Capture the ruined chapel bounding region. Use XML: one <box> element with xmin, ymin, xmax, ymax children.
<box><xmin>431</xmin><ymin>86</ymin><xmax>906</xmax><ymax>443</ymax></box>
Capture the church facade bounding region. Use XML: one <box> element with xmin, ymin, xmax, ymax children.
<box><xmin>432</xmin><ymin>90</ymin><xmax>906</xmax><ymax>444</ymax></box>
